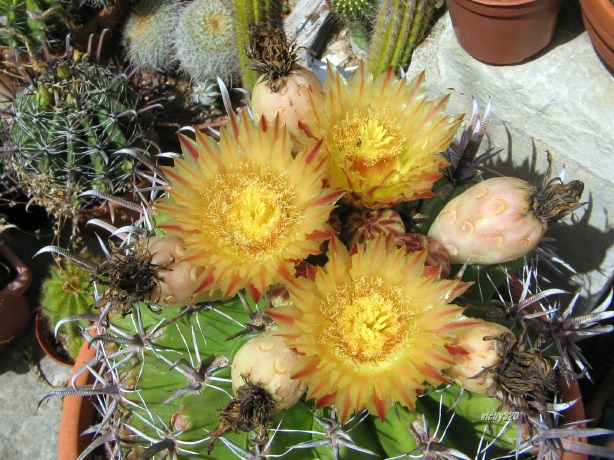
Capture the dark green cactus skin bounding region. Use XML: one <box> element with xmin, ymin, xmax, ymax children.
<box><xmin>2</xmin><ymin>57</ymin><xmax>155</xmax><ymax>221</ymax></box>
<box><xmin>40</xmin><ymin>259</ymin><xmax>97</xmax><ymax>360</ymax></box>
<box><xmin>0</xmin><ymin>0</ymin><xmax>69</xmax><ymax>57</ymax></box>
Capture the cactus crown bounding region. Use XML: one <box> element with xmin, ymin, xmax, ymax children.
<box><xmin>121</xmin><ymin>0</ymin><xmax>181</xmax><ymax>73</ymax></box>
<box><xmin>172</xmin><ymin>0</ymin><xmax>240</xmax><ymax>83</ymax></box>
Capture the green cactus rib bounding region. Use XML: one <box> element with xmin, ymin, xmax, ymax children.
<box><xmin>40</xmin><ymin>259</ymin><xmax>97</xmax><ymax>360</ymax></box>
<box><xmin>230</xmin><ymin>0</ymin><xmax>283</xmax><ymax>91</ymax></box>
<box><xmin>368</xmin><ymin>0</ymin><xmax>436</xmax><ymax>75</ymax></box>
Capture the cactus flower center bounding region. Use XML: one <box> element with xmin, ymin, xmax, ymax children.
<box><xmin>326</xmin><ymin>277</ymin><xmax>410</xmax><ymax>363</ymax></box>
<box><xmin>209</xmin><ymin>170</ymin><xmax>298</xmax><ymax>256</ymax></box>
<box><xmin>334</xmin><ymin>109</ymin><xmax>405</xmax><ymax>174</ymax></box>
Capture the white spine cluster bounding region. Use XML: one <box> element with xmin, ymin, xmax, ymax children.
<box><xmin>172</xmin><ymin>0</ymin><xmax>240</xmax><ymax>84</ymax></box>
<box><xmin>122</xmin><ymin>0</ymin><xmax>181</xmax><ymax>72</ymax></box>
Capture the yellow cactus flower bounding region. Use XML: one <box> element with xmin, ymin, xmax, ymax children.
<box><xmin>269</xmin><ymin>235</ymin><xmax>475</xmax><ymax>422</ymax></box>
<box><xmin>297</xmin><ymin>62</ymin><xmax>463</xmax><ymax>208</ymax></box>
<box><xmin>156</xmin><ymin>111</ymin><xmax>344</xmax><ymax>301</ymax></box>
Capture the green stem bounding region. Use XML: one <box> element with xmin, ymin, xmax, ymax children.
<box><xmin>368</xmin><ymin>0</ymin><xmax>436</xmax><ymax>75</ymax></box>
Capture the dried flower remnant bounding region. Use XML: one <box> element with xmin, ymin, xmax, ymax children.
<box><xmin>269</xmin><ymin>235</ymin><xmax>475</xmax><ymax>422</ymax></box>
<box><xmin>248</xmin><ymin>24</ymin><xmax>324</xmax><ymax>131</ymax></box>
<box><xmin>156</xmin><ymin>111</ymin><xmax>344</xmax><ymax>301</ymax></box>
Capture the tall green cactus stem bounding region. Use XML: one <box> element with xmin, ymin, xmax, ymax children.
<box><xmin>122</xmin><ymin>0</ymin><xmax>181</xmax><ymax>73</ymax></box>
<box><xmin>1</xmin><ymin>56</ymin><xmax>157</xmax><ymax>235</ymax></box>
<box><xmin>368</xmin><ymin>0</ymin><xmax>437</xmax><ymax>75</ymax></box>
<box><xmin>172</xmin><ymin>0</ymin><xmax>240</xmax><ymax>83</ymax></box>
<box><xmin>40</xmin><ymin>259</ymin><xmax>97</xmax><ymax>360</ymax></box>
<box><xmin>229</xmin><ymin>0</ymin><xmax>283</xmax><ymax>91</ymax></box>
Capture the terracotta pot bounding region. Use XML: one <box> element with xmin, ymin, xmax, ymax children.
<box><xmin>579</xmin><ymin>0</ymin><xmax>614</xmax><ymax>73</ymax></box>
<box><xmin>35</xmin><ymin>312</ymin><xmax>74</xmax><ymax>368</ymax></box>
<box><xmin>558</xmin><ymin>374</ymin><xmax>588</xmax><ymax>460</ymax></box>
<box><xmin>0</xmin><ymin>240</ymin><xmax>32</xmax><ymax>354</ymax></box>
<box><xmin>58</xmin><ymin>340</ymin><xmax>97</xmax><ymax>460</ymax></box>
<box><xmin>445</xmin><ymin>0</ymin><xmax>563</xmax><ymax>64</ymax></box>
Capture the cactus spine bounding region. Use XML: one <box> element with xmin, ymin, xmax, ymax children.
<box><xmin>0</xmin><ymin>0</ymin><xmax>72</xmax><ymax>60</ymax></box>
<box><xmin>368</xmin><ymin>0</ymin><xmax>437</xmax><ymax>74</ymax></box>
<box><xmin>229</xmin><ymin>0</ymin><xmax>283</xmax><ymax>91</ymax></box>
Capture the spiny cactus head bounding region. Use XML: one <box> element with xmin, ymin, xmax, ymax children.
<box><xmin>2</xmin><ymin>54</ymin><xmax>157</xmax><ymax>233</ymax></box>
<box><xmin>172</xmin><ymin>0</ymin><xmax>240</xmax><ymax>83</ymax></box>
<box><xmin>40</xmin><ymin>258</ymin><xmax>98</xmax><ymax>361</ymax></box>
<box><xmin>122</xmin><ymin>0</ymin><xmax>181</xmax><ymax>73</ymax></box>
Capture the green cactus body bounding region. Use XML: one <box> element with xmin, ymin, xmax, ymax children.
<box><xmin>331</xmin><ymin>0</ymin><xmax>375</xmax><ymax>22</ymax></box>
<box><xmin>122</xmin><ymin>0</ymin><xmax>181</xmax><ymax>72</ymax></box>
<box><xmin>0</xmin><ymin>0</ymin><xmax>69</xmax><ymax>58</ymax></box>
<box><xmin>368</xmin><ymin>0</ymin><xmax>437</xmax><ymax>74</ymax></box>
<box><xmin>172</xmin><ymin>0</ymin><xmax>240</xmax><ymax>83</ymax></box>
<box><xmin>2</xmin><ymin>58</ymin><xmax>155</xmax><ymax>226</ymax></box>
<box><xmin>40</xmin><ymin>259</ymin><xmax>97</xmax><ymax>360</ymax></box>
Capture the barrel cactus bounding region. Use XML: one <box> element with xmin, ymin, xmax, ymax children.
<box><xmin>1</xmin><ymin>52</ymin><xmax>159</xmax><ymax>237</ymax></box>
<box><xmin>38</xmin><ymin>65</ymin><xmax>614</xmax><ymax>460</ymax></box>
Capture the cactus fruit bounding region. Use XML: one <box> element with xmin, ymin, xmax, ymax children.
<box><xmin>39</xmin><ymin>258</ymin><xmax>97</xmax><ymax>360</ymax></box>
<box><xmin>172</xmin><ymin>0</ymin><xmax>240</xmax><ymax>83</ymax></box>
<box><xmin>143</xmin><ymin>234</ymin><xmax>213</xmax><ymax>307</ymax></box>
<box><xmin>231</xmin><ymin>327</ymin><xmax>307</xmax><ymax>413</ymax></box>
<box><xmin>1</xmin><ymin>55</ymin><xmax>158</xmax><ymax>234</ymax></box>
<box><xmin>428</xmin><ymin>171</ymin><xmax>584</xmax><ymax>265</ymax></box>
<box><xmin>443</xmin><ymin>320</ymin><xmax>512</xmax><ymax>394</ymax></box>
<box><xmin>121</xmin><ymin>0</ymin><xmax>181</xmax><ymax>73</ymax></box>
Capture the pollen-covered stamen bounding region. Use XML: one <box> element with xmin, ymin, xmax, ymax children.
<box><xmin>325</xmin><ymin>277</ymin><xmax>411</xmax><ymax>363</ymax></box>
<box><xmin>334</xmin><ymin>109</ymin><xmax>406</xmax><ymax>173</ymax></box>
<box><xmin>206</xmin><ymin>169</ymin><xmax>300</xmax><ymax>259</ymax></box>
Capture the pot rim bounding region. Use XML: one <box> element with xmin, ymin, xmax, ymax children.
<box><xmin>0</xmin><ymin>240</ymin><xmax>33</xmax><ymax>307</ymax></box>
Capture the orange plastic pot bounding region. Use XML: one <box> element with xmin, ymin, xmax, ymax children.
<box><xmin>0</xmin><ymin>240</ymin><xmax>32</xmax><ymax>354</ymax></box>
<box><xmin>446</xmin><ymin>0</ymin><xmax>563</xmax><ymax>64</ymax></box>
<box><xmin>579</xmin><ymin>0</ymin><xmax>614</xmax><ymax>73</ymax></box>
<box><xmin>58</xmin><ymin>341</ymin><xmax>97</xmax><ymax>460</ymax></box>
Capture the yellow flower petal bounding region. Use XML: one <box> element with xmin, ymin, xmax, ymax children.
<box><xmin>156</xmin><ymin>112</ymin><xmax>344</xmax><ymax>300</ymax></box>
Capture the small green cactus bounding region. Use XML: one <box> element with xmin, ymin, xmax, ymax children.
<box><xmin>172</xmin><ymin>0</ymin><xmax>240</xmax><ymax>83</ymax></box>
<box><xmin>121</xmin><ymin>0</ymin><xmax>181</xmax><ymax>73</ymax></box>
<box><xmin>39</xmin><ymin>258</ymin><xmax>98</xmax><ymax>361</ymax></box>
<box><xmin>1</xmin><ymin>54</ymin><xmax>158</xmax><ymax>235</ymax></box>
<box><xmin>0</xmin><ymin>0</ymin><xmax>71</xmax><ymax>60</ymax></box>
